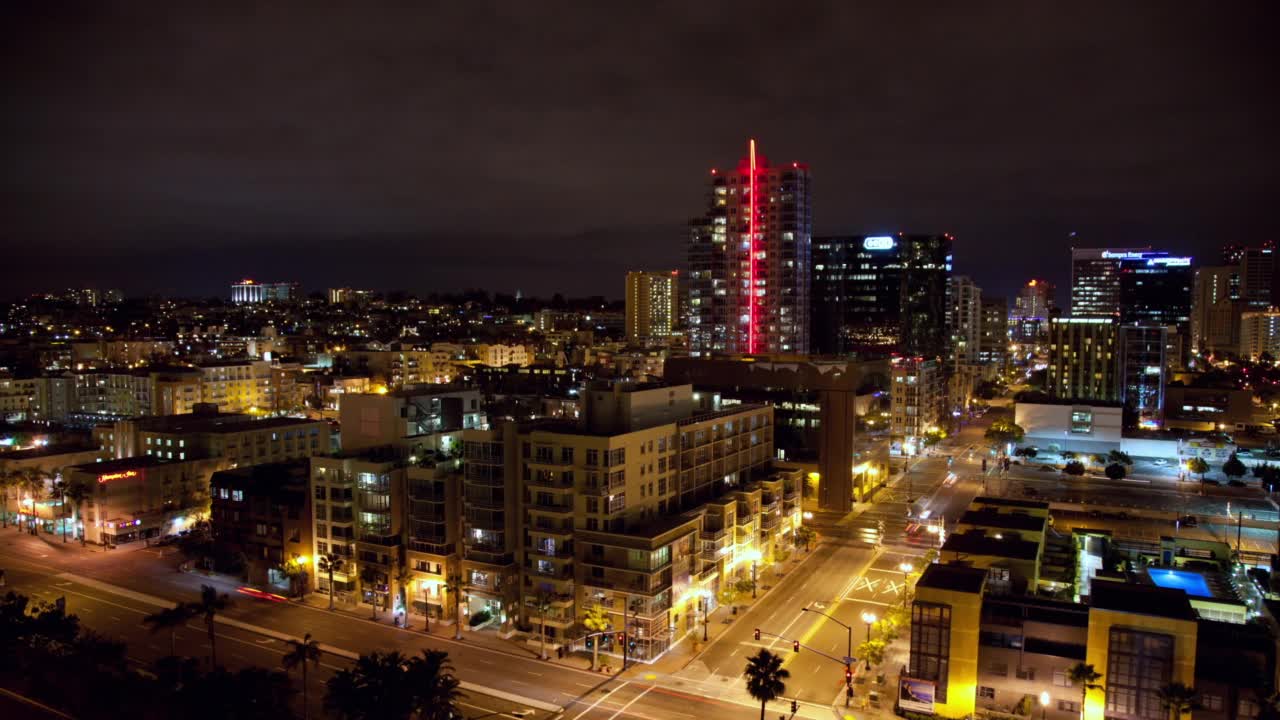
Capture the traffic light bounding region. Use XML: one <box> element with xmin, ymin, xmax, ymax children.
<box><xmin>628</xmin><ymin>635</ymin><xmax>637</xmax><ymax>650</ymax></box>
<box><xmin>754</xmin><ymin>628</ymin><xmax>761</xmax><ymax>641</ymax></box>
<box><xmin>792</xmin><ymin>640</ymin><xmax>800</xmax><ymax>653</ymax></box>
<box><xmin>845</xmin><ymin>665</ymin><xmax>853</xmax><ymax>683</ymax></box>
<box><xmin>617</xmin><ymin>632</ymin><xmax>625</xmax><ymax>645</ymax></box>
<box><xmin>791</xmin><ymin>699</ymin><xmax>798</xmax><ymax>713</ymax></box>
<box><xmin>586</xmin><ymin>636</ymin><xmax>594</xmax><ymax>649</ymax></box>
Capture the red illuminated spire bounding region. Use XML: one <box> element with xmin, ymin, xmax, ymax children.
<box><xmin>747</xmin><ymin>138</ymin><xmax>757</xmax><ymax>354</ymax></box>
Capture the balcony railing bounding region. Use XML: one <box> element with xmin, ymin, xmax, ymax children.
<box><xmin>526</xmin><ymin>473</ymin><xmax>574</xmax><ymax>489</ymax></box>
<box><xmin>408</xmin><ymin>539</ymin><xmax>454</xmax><ymax>555</ymax></box>
<box><xmin>358</xmin><ymin>532</ymin><xmax>400</xmax><ymax>547</ymax></box>
<box><xmin>527</xmin><ymin>500</ymin><xmax>574</xmax><ymax>514</ymax></box>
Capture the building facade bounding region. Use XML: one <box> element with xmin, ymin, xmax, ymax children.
<box><xmin>1118</xmin><ymin>254</ymin><xmax>1193</xmax><ymax>362</ymax></box>
<box><xmin>978</xmin><ymin>298</ymin><xmax>1009</xmax><ymax>367</ymax></box>
<box><xmin>900</xmin><ymin>235</ymin><xmax>954</xmax><ymax>359</ymax></box>
<box><xmin>1070</xmin><ymin>247</ymin><xmax>1150</xmax><ymax>318</ymax></box>
<box><xmin>948</xmin><ymin>275</ymin><xmax>982</xmax><ymax>368</ymax></box>
<box><xmin>810</xmin><ymin>234</ymin><xmax>904</xmax><ymax>353</ymax></box>
<box><xmin>230</xmin><ymin>279</ymin><xmax>298</xmax><ymax>304</ymax></box>
<box><xmin>688</xmin><ymin>140</ymin><xmax>812</xmax><ymax>355</ymax></box>
<box><xmin>891</xmin><ymin>357</ymin><xmax>944</xmax><ymax>455</ymax></box>
<box><xmin>1118</xmin><ymin>325</ymin><xmax>1168</xmax><ymax>428</ymax></box>
<box><xmin>1047</xmin><ymin>318</ymin><xmax>1119</xmax><ymax>402</ymax></box>
<box><xmin>1239</xmin><ymin>309</ymin><xmax>1280</xmax><ymax>360</ymax></box>
<box><xmin>625</xmin><ymin>271</ymin><xmax>678</xmax><ymax>347</ymax></box>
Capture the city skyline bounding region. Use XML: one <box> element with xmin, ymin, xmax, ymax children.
<box><xmin>5</xmin><ymin>3</ymin><xmax>1276</xmax><ymax>301</ymax></box>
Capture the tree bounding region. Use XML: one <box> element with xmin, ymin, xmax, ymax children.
<box><xmin>188</xmin><ymin>584</ymin><xmax>231</xmax><ymax>668</ymax></box>
<box><xmin>143</xmin><ymin>604</ymin><xmax>197</xmax><ymax>657</ymax></box>
<box><xmin>581</xmin><ymin>603</ymin><xmax>610</xmax><ymax>671</ymax></box>
<box><xmin>393</xmin><ymin>564</ymin><xmax>413</xmax><ymax>630</ymax></box>
<box><xmin>1091</xmin><ymin>454</ymin><xmax>1108</xmax><ymax>468</ymax></box>
<box><xmin>985</xmin><ymin>419</ymin><xmax>1025</xmax><ymax>446</ymax></box>
<box><xmin>47</xmin><ymin>478</ymin><xmax>69</xmax><ymax>543</ymax></box>
<box><xmin>1108</xmin><ymin>450</ymin><xmax>1134</xmax><ymax>466</ymax></box>
<box><xmin>406</xmin><ymin>649</ymin><xmax>464</xmax><ymax>720</ymax></box>
<box><xmin>62</xmin><ymin>479</ymin><xmax>91</xmax><ymax>546</ymax></box>
<box><xmin>794</xmin><ymin>525</ymin><xmax>816</xmax><ymax>552</ymax></box>
<box><xmin>282</xmin><ymin>633</ymin><xmax>322</xmax><ymax>720</ymax></box>
<box><xmin>1187</xmin><ymin>457</ymin><xmax>1209</xmax><ymax>481</ymax></box>
<box><xmin>359</xmin><ymin>565</ymin><xmax>381</xmax><ymax>620</ymax></box>
<box><xmin>0</xmin><ymin>469</ymin><xmax>18</xmax><ymax>529</ymax></box>
<box><xmin>445</xmin><ymin>572</ymin><xmax>464</xmax><ymax>640</ymax></box>
<box><xmin>1223</xmin><ymin>453</ymin><xmax>1248</xmax><ymax>481</ymax></box>
<box><xmin>1063</xmin><ymin>461</ymin><xmax>1086</xmax><ymax>476</ymax></box>
<box><xmin>317</xmin><ymin>553</ymin><xmax>345</xmax><ymax>610</ymax></box>
<box><xmin>20</xmin><ymin>469</ymin><xmax>48</xmax><ymax>534</ymax></box>
<box><xmin>1060</xmin><ymin>450</ymin><xmax>1078</xmax><ymax>461</ymax></box>
<box><xmin>533</xmin><ymin>591</ymin><xmax>552</xmax><ymax>660</ymax></box>
<box><xmin>1105</xmin><ymin>463</ymin><xmax>1127</xmax><ymax>480</ymax></box>
<box><xmin>744</xmin><ymin>649</ymin><xmax>789</xmax><ymax>720</ymax></box>
<box><xmin>324</xmin><ymin>651</ymin><xmax>415</xmax><ymax>720</ymax></box>
<box><xmin>1067</xmin><ymin>663</ymin><xmax>1103</xmax><ymax>720</ymax></box>
<box><xmin>1158</xmin><ymin>682</ymin><xmax>1200</xmax><ymax>720</ymax></box>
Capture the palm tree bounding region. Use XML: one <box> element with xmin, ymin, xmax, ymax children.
<box><xmin>533</xmin><ymin>591</ymin><xmax>552</xmax><ymax>660</ymax></box>
<box><xmin>317</xmin><ymin>552</ymin><xmax>345</xmax><ymax>610</ymax></box>
<box><xmin>744</xmin><ymin>648</ymin><xmax>789</xmax><ymax>720</ymax></box>
<box><xmin>408</xmin><ymin>649</ymin><xmax>464</xmax><ymax>720</ymax></box>
<box><xmin>21</xmin><ymin>469</ymin><xmax>47</xmax><ymax>534</ymax></box>
<box><xmin>0</xmin><ymin>470</ymin><xmax>17</xmax><ymax>529</ymax></box>
<box><xmin>47</xmin><ymin>478</ymin><xmax>69</xmax><ymax>542</ymax></box>
<box><xmin>445</xmin><ymin>572</ymin><xmax>464</xmax><ymax>640</ymax></box>
<box><xmin>1158</xmin><ymin>682</ymin><xmax>1200</xmax><ymax>720</ymax></box>
<box><xmin>62</xmin><ymin>478</ymin><xmax>92</xmax><ymax>546</ymax></box>
<box><xmin>359</xmin><ymin>565</ymin><xmax>381</xmax><ymax>620</ymax></box>
<box><xmin>143</xmin><ymin>604</ymin><xmax>197</xmax><ymax>657</ymax></box>
<box><xmin>393</xmin><ymin>564</ymin><xmax>414</xmax><ymax>630</ymax></box>
<box><xmin>581</xmin><ymin>602</ymin><xmax>610</xmax><ymax>671</ymax></box>
<box><xmin>282</xmin><ymin>632</ymin><xmax>322</xmax><ymax>720</ymax></box>
<box><xmin>189</xmin><ymin>584</ymin><xmax>232</xmax><ymax>667</ymax></box>
<box><xmin>1067</xmin><ymin>662</ymin><xmax>1103</xmax><ymax>720</ymax></box>
<box><xmin>324</xmin><ymin>651</ymin><xmax>415</xmax><ymax>720</ymax></box>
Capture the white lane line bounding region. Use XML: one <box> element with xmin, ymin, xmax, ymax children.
<box><xmin>606</xmin><ymin>684</ymin><xmax>654</xmax><ymax>720</ymax></box>
<box><xmin>729</xmin><ymin>648</ymin><xmax>739</xmax><ymax>657</ymax></box>
<box><xmin>571</xmin><ymin>680</ymin><xmax>625</xmax><ymax>719</ymax></box>
<box><xmin>459</xmin><ymin>702</ymin><xmax>523</xmax><ymax>720</ymax></box>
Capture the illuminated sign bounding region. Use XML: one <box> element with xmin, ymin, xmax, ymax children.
<box><xmin>1147</xmin><ymin>256</ymin><xmax>1191</xmax><ymax>267</ymax></box>
<box><xmin>863</xmin><ymin>236</ymin><xmax>896</xmax><ymax>251</ymax></box>
<box><xmin>98</xmin><ymin>470</ymin><xmax>140</xmax><ymax>483</ymax></box>
<box><xmin>1101</xmin><ymin>250</ymin><xmax>1149</xmax><ymax>260</ymax></box>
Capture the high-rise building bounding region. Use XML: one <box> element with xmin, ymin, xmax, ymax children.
<box><xmin>1012</xmin><ymin>279</ymin><xmax>1055</xmax><ymax>341</ymax></box>
<box><xmin>624</xmin><ymin>271</ymin><xmax>678</xmax><ymax>346</ymax></box>
<box><xmin>890</xmin><ymin>357</ymin><xmax>944</xmax><ymax>455</ymax></box>
<box><xmin>1191</xmin><ymin>266</ymin><xmax>1242</xmax><ymax>354</ymax></box>
<box><xmin>899</xmin><ymin>234</ymin><xmax>954</xmax><ymax>359</ymax></box>
<box><xmin>1238</xmin><ymin>244</ymin><xmax>1277</xmax><ymax>309</ymax></box>
<box><xmin>978</xmin><ymin>297</ymin><xmax>1009</xmax><ymax>367</ymax></box>
<box><xmin>688</xmin><ymin>140</ymin><xmax>812</xmax><ymax>355</ymax></box>
<box><xmin>1240</xmin><ymin>309</ymin><xmax>1280</xmax><ymax>360</ymax></box>
<box><xmin>948</xmin><ymin>276</ymin><xmax>982</xmax><ymax>368</ymax></box>
<box><xmin>1070</xmin><ymin>247</ymin><xmax>1151</xmax><ymax>318</ymax></box>
<box><xmin>811</xmin><ymin>234</ymin><xmax>903</xmax><ymax>353</ymax></box>
<box><xmin>1047</xmin><ymin>318</ymin><xmax>1119</xmax><ymax>402</ymax></box>
<box><xmin>1118</xmin><ymin>254</ymin><xmax>1192</xmax><ymax>364</ymax></box>
<box><xmin>1118</xmin><ymin>325</ymin><xmax>1168</xmax><ymax>428</ymax></box>
<box><xmin>231</xmin><ymin>279</ymin><xmax>298</xmax><ymax>304</ymax></box>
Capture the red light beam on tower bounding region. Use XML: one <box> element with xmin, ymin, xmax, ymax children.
<box><xmin>747</xmin><ymin>138</ymin><xmax>757</xmax><ymax>354</ymax></box>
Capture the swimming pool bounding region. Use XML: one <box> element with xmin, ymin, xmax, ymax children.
<box><xmin>1147</xmin><ymin>568</ymin><xmax>1212</xmax><ymax>598</ymax></box>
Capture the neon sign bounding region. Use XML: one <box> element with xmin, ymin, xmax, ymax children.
<box><xmin>863</xmin><ymin>236</ymin><xmax>896</xmax><ymax>250</ymax></box>
<box><xmin>1101</xmin><ymin>250</ymin><xmax>1149</xmax><ymax>260</ymax></box>
<box><xmin>98</xmin><ymin>470</ymin><xmax>139</xmax><ymax>483</ymax></box>
<box><xmin>1147</xmin><ymin>257</ymin><xmax>1191</xmax><ymax>267</ymax></box>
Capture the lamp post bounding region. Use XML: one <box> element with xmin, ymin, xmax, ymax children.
<box><xmin>1039</xmin><ymin>691</ymin><xmax>1050</xmax><ymax>720</ymax></box>
<box><xmin>899</xmin><ymin>562</ymin><xmax>914</xmax><ymax>607</ymax></box>
<box><xmin>860</xmin><ymin>611</ymin><xmax>877</xmax><ymax>671</ymax></box>
<box><xmin>700</xmin><ymin>593</ymin><xmax>709</xmax><ymax>642</ymax></box>
<box><xmin>800</xmin><ymin>607</ymin><xmax>852</xmax><ymax>665</ymax></box>
<box><xmin>743</xmin><ymin>549</ymin><xmax>762</xmax><ymax>599</ymax></box>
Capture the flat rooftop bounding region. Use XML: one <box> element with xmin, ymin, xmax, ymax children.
<box><xmin>917</xmin><ymin>563</ymin><xmax>988</xmax><ymax>594</ymax></box>
<box><xmin>136</xmin><ymin>413</ymin><xmax>323</xmax><ymax>435</ymax></box>
<box><xmin>972</xmin><ymin>496</ymin><xmax>1051</xmax><ymax>511</ymax></box>
<box><xmin>943</xmin><ymin>532</ymin><xmax>1041</xmax><ymax>561</ymax></box>
<box><xmin>959</xmin><ymin>510</ymin><xmax>1048</xmax><ymax>533</ymax></box>
<box><xmin>1089</xmin><ymin>582</ymin><xmax>1197</xmax><ymax>621</ymax></box>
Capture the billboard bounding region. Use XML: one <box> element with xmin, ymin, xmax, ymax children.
<box><xmin>899</xmin><ymin>677</ymin><xmax>935</xmax><ymax>713</ymax></box>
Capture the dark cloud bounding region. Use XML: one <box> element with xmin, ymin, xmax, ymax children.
<box><xmin>2</xmin><ymin>1</ymin><xmax>1276</xmax><ymax>302</ymax></box>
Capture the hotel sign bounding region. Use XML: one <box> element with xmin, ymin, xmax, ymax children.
<box><xmin>863</xmin><ymin>236</ymin><xmax>896</xmax><ymax>251</ymax></box>
<box><xmin>98</xmin><ymin>470</ymin><xmax>140</xmax><ymax>484</ymax></box>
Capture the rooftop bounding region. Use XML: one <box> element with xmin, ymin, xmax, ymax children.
<box><xmin>136</xmin><ymin>413</ymin><xmax>324</xmax><ymax>435</ymax></box>
<box><xmin>67</xmin><ymin>455</ymin><xmax>174</xmax><ymax>473</ymax></box>
<box><xmin>959</xmin><ymin>509</ymin><xmax>1048</xmax><ymax>533</ymax></box>
<box><xmin>971</xmin><ymin>496</ymin><xmax>1051</xmax><ymax>511</ymax></box>
<box><xmin>943</xmin><ymin>531</ymin><xmax>1041</xmax><ymax>561</ymax></box>
<box><xmin>917</xmin><ymin>562</ymin><xmax>988</xmax><ymax>594</ymax></box>
<box><xmin>0</xmin><ymin>443</ymin><xmax>99</xmax><ymax>461</ymax></box>
<box><xmin>1089</xmin><ymin>582</ymin><xmax>1197</xmax><ymax>621</ymax></box>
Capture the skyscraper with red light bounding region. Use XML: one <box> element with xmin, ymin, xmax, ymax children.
<box><xmin>687</xmin><ymin>140</ymin><xmax>812</xmax><ymax>356</ymax></box>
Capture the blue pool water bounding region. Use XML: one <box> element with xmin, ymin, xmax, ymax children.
<box><xmin>1147</xmin><ymin>568</ymin><xmax>1212</xmax><ymax>598</ymax></box>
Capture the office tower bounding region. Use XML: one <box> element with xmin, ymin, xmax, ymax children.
<box><xmin>1047</xmin><ymin>318</ymin><xmax>1119</xmax><ymax>402</ymax></box>
<box><xmin>1070</xmin><ymin>247</ymin><xmax>1151</xmax><ymax>317</ymax></box>
<box><xmin>1238</xmin><ymin>244</ymin><xmax>1277</xmax><ymax>308</ymax></box>
<box><xmin>231</xmin><ymin>279</ymin><xmax>298</xmax><ymax>304</ymax></box>
<box><xmin>1119</xmin><ymin>254</ymin><xmax>1192</xmax><ymax>364</ymax></box>
<box><xmin>948</xmin><ymin>275</ymin><xmax>982</xmax><ymax>368</ymax></box>
<box><xmin>1011</xmin><ymin>279</ymin><xmax>1055</xmax><ymax>342</ymax></box>
<box><xmin>978</xmin><ymin>297</ymin><xmax>1009</xmax><ymax>366</ymax></box>
<box><xmin>811</xmin><ymin>234</ymin><xmax>903</xmax><ymax>353</ymax></box>
<box><xmin>899</xmin><ymin>234</ymin><xmax>954</xmax><ymax>359</ymax></box>
<box><xmin>624</xmin><ymin>271</ymin><xmax>678</xmax><ymax>346</ymax></box>
<box><xmin>1240</xmin><ymin>310</ymin><xmax>1280</xmax><ymax>360</ymax></box>
<box><xmin>688</xmin><ymin>140</ymin><xmax>812</xmax><ymax>355</ymax></box>
<box><xmin>1119</xmin><ymin>325</ymin><xmax>1168</xmax><ymax>428</ymax></box>
<box><xmin>890</xmin><ymin>357</ymin><xmax>943</xmax><ymax>455</ymax></box>
<box><xmin>1191</xmin><ymin>266</ymin><xmax>1242</xmax><ymax>354</ymax></box>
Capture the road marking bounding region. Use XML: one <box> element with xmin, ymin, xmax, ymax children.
<box><xmin>729</xmin><ymin>648</ymin><xmax>739</xmax><ymax>657</ymax></box>
<box><xmin>571</xmin><ymin>680</ymin><xmax>625</xmax><ymax>719</ymax></box>
<box><xmin>458</xmin><ymin>701</ymin><xmax>526</xmax><ymax>720</ymax></box>
<box><xmin>606</xmin><ymin>684</ymin><xmax>654</xmax><ymax>720</ymax></box>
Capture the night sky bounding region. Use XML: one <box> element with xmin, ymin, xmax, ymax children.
<box><xmin>4</xmin><ymin>2</ymin><xmax>1276</xmax><ymax>303</ymax></box>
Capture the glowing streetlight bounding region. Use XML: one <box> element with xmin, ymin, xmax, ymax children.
<box><xmin>1039</xmin><ymin>691</ymin><xmax>1050</xmax><ymax>720</ymax></box>
<box><xmin>899</xmin><ymin>562</ymin><xmax>915</xmax><ymax>607</ymax></box>
<box><xmin>860</xmin><ymin>611</ymin><xmax>877</xmax><ymax>670</ymax></box>
<box><xmin>743</xmin><ymin>548</ymin><xmax>762</xmax><ymax>598</ymax></box>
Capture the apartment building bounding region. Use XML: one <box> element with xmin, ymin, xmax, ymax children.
<box><xmin>209</xmin><ymin>461</ymin><xmax>313</xmax><ymax>593</ymax></box>
<box><xmin>471</xmin><ymin>343</ymin><xmax>530</xmax><ymax>368</ymax></box>
<box><xmin>338</xmin><ymin>386</ymin><xmax>484</xmax><ymax>453</ymax></box>
<box><xmin>337</xmin><ymin>348</ymin><xmax>455</xmax><ymax>388</ymax></box>
<box><xmin>56</xmin><ymin>367</ymin><xmax>202</xmax><ymax>422</ymax></box>
<box><xmin>1047</xmin><ymin>318</ymin><xmax>1119</xmax><ymax>402</ymax></box>
<box><xmin>891</xmin><ymin>357</ymin><xmax>944</xmax><ymax>455</ymax></box>
<box><xmin>94</xmin><ymin>410</ymin><xmax>330</xmax><ymax>465</ymax></box>
<box><xmin>197</xmin><ymin>360</ymin><xmax>283</xmax><ymax>413</ymax></box>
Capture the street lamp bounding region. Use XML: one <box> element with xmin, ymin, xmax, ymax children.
<box><xmin>899</xmin><ymin>562</ymin><xmax>914</xmax><ymax>607</ymax></box>
<box><xmin>860</xmin><ymin>611</ymin><xmax>877</xmax><ymax>671</ymax></box>
<box><xmin>800</xmin><ymin>606</ymin><xmax>853</xmax><ymax>669</ymax></box>
<box><xmin>699</xmin><ymin>592</ymin><xmax>710</xmax><ymax>642</ymax></box>
<box><xmin>1039</xmin><ymin>691</ymin><xmax>1050</xmax><ymax>720</ymax></box>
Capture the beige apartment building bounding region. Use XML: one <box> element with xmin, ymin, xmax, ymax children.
<box><xmin>94</xmin><ymin>410</ymin><xmax>330</xmax><ymax>466</ymax></box>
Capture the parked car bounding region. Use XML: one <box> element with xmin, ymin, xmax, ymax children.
<box><xmin>1180</xmin><ymin>516</ymin><xmax>1199</xmax><ymax>527</ymax></box>
<box><xmin>1237</xmin><ymin>449</ymin><xmax>1254</xmax><ymax>457</ymax></box>
<box><xmin>1152</xmin><ymin>458</ymin><xmax>1168</xmax><ymax>466</ymax></box>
